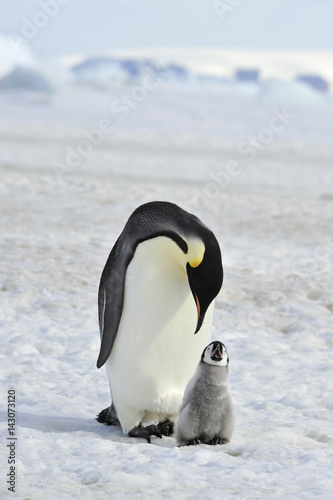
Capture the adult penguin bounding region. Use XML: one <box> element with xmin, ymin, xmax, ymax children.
<box><xmin>96</xmin><ymin>201</ymin><xmax>223</xmax><ymax>442</ymax></box>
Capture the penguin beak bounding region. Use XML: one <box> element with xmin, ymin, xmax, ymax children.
<box><xmin>186</xmin><ymin>263</ymin><xmax>208</xmax><ymax>335</ymax></box>
<box><xmin>186</xmin><ymin>236</ymin><xmax>223</xmax><ymax>335</ymax></box>
<box><xmin>194</xmin><ymin>294</ymin><xmax>205</xmax><ymax>335</ymax></box>
<box><xmin>194</xmin><ymin>293</ymin><xmax>204</xmax><ymax>334</ymax></box>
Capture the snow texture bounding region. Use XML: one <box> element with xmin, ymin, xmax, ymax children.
<box><xmin>1</xmin><ymin>70</ymin><xmax>333</xmax><ymax>499</ymax></box>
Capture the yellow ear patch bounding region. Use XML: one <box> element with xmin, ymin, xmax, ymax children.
<box><xmin>189</xmin><ymin>258</ymin><xmax>202</xmax><ymax>268</ymax></box>
<box><xmin>187</xmin><ymin>238</ymin><xmax>205</xmax><ymax>268</ymax></box>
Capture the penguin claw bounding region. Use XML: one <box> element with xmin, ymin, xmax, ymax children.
<box><xmin>158</xmin><ymin>419</ymin><xmax>174</xmax><ymax>436</ymax></box>
<box><xmin>179</xmin><ymin>438</ymin><xmax>201</xmax><ymax>446</ymax></box>
<box><xmin>128</xmin><ymin>424</ymin><xmax>162</xmax><ymax>443</ymax></box>
<box><xmin>96</xmin><ymin>404</ymin><xmax>120</xmax><ymax>426</ymax></box>
<box><xmin>145</xmin><ymin>424</ymin><xmax>163</xmax><ymax>439</ymax></box>
<box><xmin>209</xmin><ymin>437</ymin><xmax>228</xmax><ymax>445</ymax></box>
<box><xmin>128</xmin><ymin>426</ymin><xmax>151</xmax><ymax>443</ymax></box>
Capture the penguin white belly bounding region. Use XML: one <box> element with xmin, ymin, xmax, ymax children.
<box><xmin>104</xmin><ymin>237</ymin><xmax>214</xmax><ymax>433</ymax></box>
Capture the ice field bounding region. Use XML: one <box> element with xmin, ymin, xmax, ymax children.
<box><xmin>1</xmin><ymin>71</ymin><xmax>333</xmax><ymax>499</ymax></box>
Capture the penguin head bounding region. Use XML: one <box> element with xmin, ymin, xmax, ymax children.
<box><xmin>146</xmin><ymin>232</ymin><xmax>222</xmax><ymax>335</ymax></box>
<box><xmin>127</xmin><ymin>202</ymin><xmax>223</xmax><ymax>335</ymax></box>
<box><xmin>201</xmin><ymin>341</ymin><xmax>229</xmax><ymax>367</ymax></box>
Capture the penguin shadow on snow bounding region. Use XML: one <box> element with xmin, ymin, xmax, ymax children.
<box><xmin>0</xmin><ymin>409</ymin><xmax>114</xmax><ymax>439</ymax></box>
<box><xmin>1</xmin><ymin>408</ymin><xmax>241</xmax><ymax>453</ymax></box>
<box><xmin>0</xmin><ymin>410</ymin><xmax>99</xmax><ymax>436</ymax></box>
<box><xmin>0</xmin><ymin>409</ymin><xmax>177</xmax><ymax>446</ymax></box>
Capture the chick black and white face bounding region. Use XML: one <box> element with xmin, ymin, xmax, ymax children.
<box><xmin>202</xmin><ymin>341</ymin><xmax>229</xmax><ymax>367</ymax></box>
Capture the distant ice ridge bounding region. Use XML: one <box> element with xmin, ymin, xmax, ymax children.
<box><xmin>70</xmin><ymin>57</ymin><xmax>193</xmax><ymax>86</ymax></box>
<box><xmin>64</xmin><ymin>54</ymin><xmax>333</xmax><ymax>108</ymax></box>
<box><xmin>0</xmin><ymin>35</ymin><xmax>331</xmax><ymax>106</ymax></box>
<box><xmin>68</xmin><ymin>54</ymin><xmax>332</xmax><ymax>96</ymax></box>
<box><xmin>0</xmin><ymin>35</ymin><xmax>71</xmax><ymax>93</ymax></box>
<box><xmin>259</xmin><ymin>79</ymin><xmax>328</xmax><ymax>107</ymax></box>
<box><xmin>0</xmin><ymin>35</ymin><xmax>36</xmax><ymax>78</ymax></box>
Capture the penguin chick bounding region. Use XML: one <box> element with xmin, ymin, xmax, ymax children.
<box><xmin>175</xmin><ymin>341</ymin><xmax>234</xmax><ymax>446</ymax></box>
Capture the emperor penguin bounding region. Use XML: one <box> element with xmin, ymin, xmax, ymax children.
<box><xmin>96</xmin><ymin>201</ymin><xmax>223</xmax><ymax>442</ymax></box>
<box><xmin>175</xmin><ymin>341</ymin><xmax>234</xmax><ymax>446</ymax></box>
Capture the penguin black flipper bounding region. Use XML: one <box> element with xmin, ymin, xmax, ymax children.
<box><xmin>97</xmin><ymin>235</ymin><xmax>135</xmax><ymax>369</ymax></box>
<box><xmin>96</xmin><ymin>206</ymin><xmax>169</xmax><ymax>369</ymax></box>
<box><xmin>96</xmin><ymin>203</ymin><xmax>181</xmax><ymax>369</ymax></box>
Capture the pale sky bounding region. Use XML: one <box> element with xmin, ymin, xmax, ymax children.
<box><xmin>1</xmin><ymin>0</ymin><xmax>333</xmax><ymax>57</ymax></box>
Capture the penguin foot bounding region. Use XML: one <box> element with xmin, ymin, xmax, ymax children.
<box><xmin>208</xmin><ymin>437</ymin><xmax>229</xmax><ymax>445</ymax></box>
<box><xmin>96</xmin><ymin>404</ymin><xmax>120</xmax><ymax>426</ymax></box>
<box><xmin>128</xmin><ymin>424</ymin><xmax>162</xmax><ymax>444</ymax></box>
<box><xmin>158</xmin><ymin>419</ymin><xmax>174</xmax><ymax>436</ymax></box>
<box><xmin>179</xmin><ymin>438</ymin><xmax>202</xmax><ymax>446</ymax></box>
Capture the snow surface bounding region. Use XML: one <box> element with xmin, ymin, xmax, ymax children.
<box><xmin>1</xmin><ymin>75</ymin><xmax>333</xmax><ymax>499</ymax></box>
